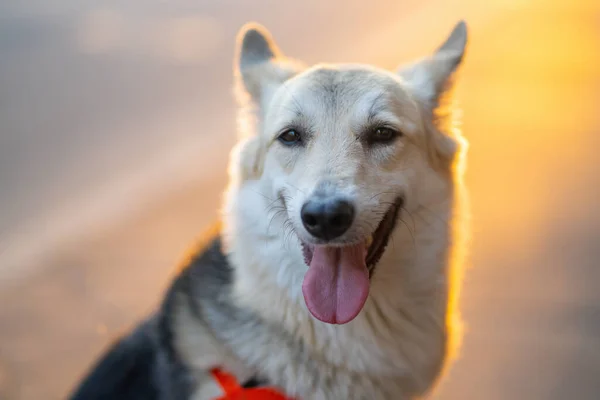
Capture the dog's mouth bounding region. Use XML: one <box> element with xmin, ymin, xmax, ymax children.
<box><xmin>301</xmin><ymin>197</ymin><xmax>404</xmax><ymax>272</ymax></box>
<box><xmin>299</xmin><ymin>197</ymin><xmax>404</xmax><ymax>325</ymax></box>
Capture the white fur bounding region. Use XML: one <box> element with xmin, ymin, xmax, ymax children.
<box><xmin>191</xmin><ymin>21</ymin><xmax>469</xmax><ymax>400</ymax></box>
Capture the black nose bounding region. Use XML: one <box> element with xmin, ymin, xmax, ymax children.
<box><xmin>301</xmin><ymin>198</ymin><xmax>355</xmax><ymax>240</ymax></box>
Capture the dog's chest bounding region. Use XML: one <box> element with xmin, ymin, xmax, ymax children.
<box><xmin>225</xmin><ymin>312</ymin><xmax>444</xmax><ymax>400</ymax></box>
<box><xmin>224</xmin><ymin>269</ymin><xmax>447</xmax><ymax>398</ymax></box>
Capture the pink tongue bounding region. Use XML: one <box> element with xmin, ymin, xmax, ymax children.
<box><xmin>302</xmin><ymin>243</ymin><xmax>370</xmax><ymax>324</ymax></box>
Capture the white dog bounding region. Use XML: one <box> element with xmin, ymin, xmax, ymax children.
<box><xmin>70</xmin><ymin>20</ymin><xmax>470</xmax><ymax>400</ymax></box>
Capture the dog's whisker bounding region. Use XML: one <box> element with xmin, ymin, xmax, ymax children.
<box><xmin>267</xmin><ymin>208</ymin><xmax>288</xmax><ymax>235</ymax></box>
<box><xmin>400</xmin><ymin>207</ymin><xmax>417</xmax><ymax>235</ymax></box>
<box><xmin>412</xmin><ymin>206</ymin><xmax>449</xmax><ymax>232</ymax></box>
<box><xmin>398</xmin><ymin>217</ymin><xmax>416</xmax><ymax>250</ymax></box>
<box><xmin>251</xmin><ymin>188</ymin><xmax>277</xmax><ymax>203</ymax></box>
<box><xmin>286</xmin><ymin>183</ymin><xmax>306</xmax><ymax>195</ymax></box>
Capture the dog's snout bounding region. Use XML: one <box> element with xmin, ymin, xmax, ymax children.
<box><xmin>301</xmin><ymin>198</ymin><xmax>355</xmax><ymax>240</ymax></box>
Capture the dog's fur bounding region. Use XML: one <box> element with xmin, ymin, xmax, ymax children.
<box><xmin>70</xmin><ymin>21</ymin><xmax>469</xmax><ymax>400</ymax></box>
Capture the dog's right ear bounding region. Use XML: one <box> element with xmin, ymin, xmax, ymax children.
<box><xmin>234</xmin><ymin>23</ymin><xmax>302</xmax><ymax>109</ymax></box>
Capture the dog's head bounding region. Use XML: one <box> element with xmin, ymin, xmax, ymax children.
<box><xmin>231</xmin><ymin>22</ymin><xmax>467</xmax><ymax>325</ymax></box>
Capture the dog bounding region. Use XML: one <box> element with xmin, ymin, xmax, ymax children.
<box><xmin>69</xmin><ymin>20</ymin><xmax>469</xmax><ymax>400</ymax></box>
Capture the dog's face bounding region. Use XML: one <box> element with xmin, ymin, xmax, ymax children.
<box><xmin>266</xmin><ymin>67</ymin><xmax>416</xmax><ymax>245</ymax></box>
<box><xmin>233</xmin><ymin>23</ymin><xmax>467</xmax><ymax>324</ymax></box>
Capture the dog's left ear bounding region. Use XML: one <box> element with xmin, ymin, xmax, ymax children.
<box><xmin>398</xmin><ymin>21</ymin><xmax>467</xmax><ymax>107</ymax></box>
<box><xmin>398</xmin><ymin>21</ymin><xmax>468</xmax><ymax>167</ymax></box>
<box><xmin>234</xmin><ymin>23</ymin><xmax>303</xmax><ymax>110</ymax></box>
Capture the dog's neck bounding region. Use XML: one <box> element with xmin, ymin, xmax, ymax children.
<box><xmin>221</xmin><ymin>172</ymin><xmax>459</xmax><ymax>387</ymax></box>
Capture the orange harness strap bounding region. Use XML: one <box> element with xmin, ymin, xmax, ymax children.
<box><xmin>210</xmin><ymin>369</ymin><xmax>293</xmax><ymax>400</ymax></box>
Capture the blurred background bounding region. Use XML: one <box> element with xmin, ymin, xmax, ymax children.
<box><xmin>0</xmin><ymin>0</ymin><xmax>599</xmax><ymax>399</ymax></box>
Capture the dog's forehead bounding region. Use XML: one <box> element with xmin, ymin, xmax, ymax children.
<box><xmin>278</xmin><ymin>67</ymin><xmax>407</xmax><ymax>119</ymax></box>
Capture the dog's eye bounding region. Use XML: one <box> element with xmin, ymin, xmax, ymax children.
<box><xmin>371</xmin><ymin>127</ymin><xmax>400</xmax><ymax>144</ymax></box>
<box><xmin>278</xmin><ymin>129</ymin><xmax>302</xmax><ymax>146</ymax></box>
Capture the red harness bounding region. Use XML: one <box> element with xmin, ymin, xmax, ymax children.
<box><xmin>211</xmin><ymin>369</ymin><xmax>294</xmax><ymax>400</ymax></box>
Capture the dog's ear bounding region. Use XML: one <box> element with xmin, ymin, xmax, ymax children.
<box><xmin>398</xmin><ymin>21</ymin><xmax>467</xmax><ymax>107</ymax></box>
<box><xmin>398</xmin><ymin>21</ymin><xmax>468</xmax><ymax>168</ymax></box>
<box><xmin>234</xmin><ymin>23</ymin><xmax>302</xmax><ymax>109</ymax></box>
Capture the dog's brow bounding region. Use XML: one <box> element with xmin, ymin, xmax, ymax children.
<box><xmin>281</xmin><ymin>82</ymin><xmax>307</xmax><ymax>118</ymax></box>
<box><xmin>367</xmin><ymin>92</ymin><xmax>388</xmax><ymax>123</ymax></box>
<box><xmin>292</xmin><ymin>107</ymin><xmax>307</xmax><ymax>119</ymax></box>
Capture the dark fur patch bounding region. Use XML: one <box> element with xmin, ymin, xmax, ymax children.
<box><xmin>69</xmin><ymin>236</ymin><xmax>268</xmax><ymax>399</ymax></box>
<box><xmin>68</xmin><ymin>320</ymin><xmax>160</xmax><ymax>400</ymax></box>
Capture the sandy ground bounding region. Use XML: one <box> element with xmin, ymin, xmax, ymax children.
<box><xmin>0</xmin><ymin>0</ymin><xmax>599</xmax><ymax>399</ymax></box>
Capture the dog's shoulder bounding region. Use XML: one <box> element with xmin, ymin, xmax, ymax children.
<box><xmin>158</xmin><ymin>225</ymin><xmax>257</xmax><ymax>397</ymax></box>
<box><xmin>166</xmin><ymin>226</ymin><xmax>234</xmax><ymax>314</ymax></box>
<box><xmin>159</xmin><ymin>220</ymin><xmax>233</xmax><ymax>350</ymax></box>
<box><xmin>68</xmin><ymin>224</ymin><xmax>235</xmax><ymax>400</ymax></box>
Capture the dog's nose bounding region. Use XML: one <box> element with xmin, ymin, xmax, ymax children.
<box><xmin>301</xmin><ymin>198</ymin><xmax>355</xmax><ymax>240</ymax></box>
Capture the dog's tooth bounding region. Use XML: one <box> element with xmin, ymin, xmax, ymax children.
<box><xmin>366</xmin><ymin>235</ymin><xmax>373</xmax><ymax>247</ymax></box>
